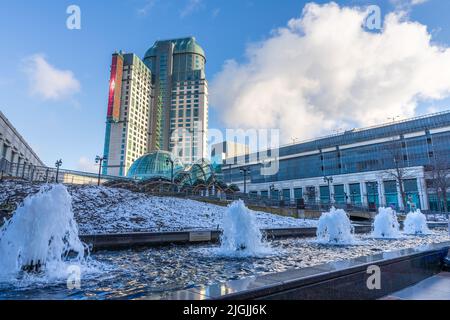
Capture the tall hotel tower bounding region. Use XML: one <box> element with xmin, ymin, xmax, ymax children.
<box><xmin>102</xmin><ymin>52</ymin><xmax>153</xmax><ymax>176</ymax></box>
<box><xmin>102</xmin><ymin>37</ymin><xmax>208</xmax><ymax>176</ymax></box>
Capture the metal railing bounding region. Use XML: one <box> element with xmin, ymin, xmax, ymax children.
<box><xmin>0</xmin><ymin>158</ymin><xmax>131</xmax><ymax>185</ymax></box>
<box><xmin>2</xmin><ymin>157</ymin><xmax>447</xmax><ymax>222</ymax></box>
<box><xmin>137</xmin><ymin>187</ymin><xmax>376</xmax><ymax>213</ymax></box>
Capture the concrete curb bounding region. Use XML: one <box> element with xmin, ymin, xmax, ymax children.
<box><xmin>80</xmin><ymin>225</ymin><xmax>373</xmax><ymax>251</ymax></box>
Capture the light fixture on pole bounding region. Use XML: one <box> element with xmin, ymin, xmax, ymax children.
<box><xmin>165</xmin><ymin>157</ymin><xmax>174</xmax><ymax>184</ymax></box>
<box><xmin>95</xmin><ymin>155</ymin><xmax>107</xmax><ymax>186</ymax></box>
<box><xmin>55</xmin><ymin>159</ymin><xmax>63</xmax><ymax>184</ymax></box>
<box><xmin>239</xmin><ymin>167</ymin><xmax>251</xmax><ymax>194</ymax></box>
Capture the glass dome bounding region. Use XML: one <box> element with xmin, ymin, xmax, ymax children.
<box><xmin>185</xmin><ymin>159</ymin><xmax>214</xmax><ymax>185</ymax></box>
<box><xmin>127</xmin><ymin>151</ymin><xmax>184</xmax><ymax>181</ymax></box>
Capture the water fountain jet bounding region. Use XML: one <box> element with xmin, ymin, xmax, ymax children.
<box><xmin>0</xmin><ymin>184</ymin><xmax>86</xmax><ymax>280</ymax></box>
<box><xmin>372</xmin><ymin>207</ymin><xmax>401</xmax><ymax>239</ymax></box>
<box><xmin>217</xmin><ymin>200</ymin><xmax>271</xmax><ymax>257</ymax></box>
<box><xmin>403</xmin><ymin>209</ymin><xmax>431</xmax><ymax>235</ymax></box>
<box><xmin>316</xmin><ymin>207</ymin><xmax>355</xmax><ymax>245</ymax></box>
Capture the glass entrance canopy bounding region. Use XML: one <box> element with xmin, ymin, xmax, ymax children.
<box><xmin>127</xmin><ymin>151</ymin><xmax>217</xmax><ymax>186</ymax></box>
<box><xmin>127</xmin><ymin>150</ymin><xmax>184</xmax><ymax>181</ymax></box>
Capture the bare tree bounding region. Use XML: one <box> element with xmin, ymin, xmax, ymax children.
<box><xmin>382</xmin><ymin>138</ymin><xmax>413</xmax><ymax>210</ymax></box>
<box><xmin>305</xmin><ymin>186</ymin><xmax>316</xmax><ymax>204</ymax></box>
<box><xmin>427</xmin><ymin>152</ymin><xmax>450</xmax><ymax>213</ymax></box>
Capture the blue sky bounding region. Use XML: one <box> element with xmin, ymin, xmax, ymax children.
<box><xmin>0</xmin><ymin>0</ymin><xmax>449</xmax><ymax>171</ymax></box>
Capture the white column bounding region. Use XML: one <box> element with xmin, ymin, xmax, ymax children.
<box><xmin>9</xmin><ymin>151</ymin><xmax>16</xmax><ymax>175</ymax></box>
<box><xmin>329</xmin><ymin>184</ymin><xmax>335</xmax><ymax>204</ymax></box>
<box><xmin>418</xmin><ymin>177</ymin><xmax>429</xmax><ymax>210</ymax></box>
<box><xmin>361</xmin><ymin>181</ymin><xmax>368</xmax><ymax>206</ymax></box>
<box><xmin>8</xmin><ymin>148</ymin><xmax>13</xmax><ymax>164</ymax></box>
<box><xmin>0</xmin><ymin>141</ymin><xmax>4</xmax><ymax>159</ymax></box>
<box><xmin>344</xmin><ymin>183</ymin><xmax>351</xmax><ymax>204</ymax></box>
<box><xmin>16</xmin><ymin>157</ymin><xmax>22</xmax><ymax>176</ymax></box>
<box><xmin>378</xmin><ymin>180</ymin><xmax>385</xmax><ymax>207</ymax></box>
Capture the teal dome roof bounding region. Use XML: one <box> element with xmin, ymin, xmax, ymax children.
<box><xmin>144</xmin><ymin>37</ymin><xmax>206</xmax><ymax>60</ymax></box>
<box><xmin>127</xmin><ymin>151</ymin><xmax>184</xmax><ymax>181</ymax></box>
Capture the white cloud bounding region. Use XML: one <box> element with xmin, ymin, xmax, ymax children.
<box><xmin>210</xmin><ymin>2</ymin><xmax>450</xmax><ymax>144</ymax></box>
<box><xmin>76</xmin><ymin>156</ymin><xmax>98</xmax><ymax>173</ymax></box>
<box><xmin>137</xmin><ymin>0</ymin><xmax>158</xmax><ymax>16</ymax></box>
<box><xmin>180</xmin><ymin>0</ymin><xmax>203</xmax><ymax>17</ymax></box>
<box><xmin>22</xmin><ymin>54</ymin><xmax>80</xmax><ymax>101</ymax></box>
<box><xmin>211</xmin><ymin>7</ymin><xmax>221</xmax><ymax>19</ymax></box>
<box><xmin>390</xmin><ymin>0</ymin><xmax>429</xmax><ymax>10</ymax></box>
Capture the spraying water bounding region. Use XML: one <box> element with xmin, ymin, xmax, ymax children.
<box><xmin>316</xmin><ymin>207</ymin><xmax>355</xmax><ymax>245</ymax></box>
<box><xmin>218</xmin><ymin>200</ymin><xmax>271</xmax><ymax>257</ymax></box>
<box><xmin>404</xmin><ymin>210</ymin><xmax>431</xmax><ymax>235</ymax></box>
<box><xmin>0</xmin><ymin>184</ymin><xmax>87</xmax><ymax>281</ymax></box>
<box><xmin>372</xmin><ymin>207</ymin><xmax>401</xmax><ymax>239</ymax></box>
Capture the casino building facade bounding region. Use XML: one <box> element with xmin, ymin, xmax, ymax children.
<box><xmin>0</xmin><ymin>110</ymin><xmax>44</xmax><ymax>174</ymax></box>
<box><xmin>102</xmin><ymin>37</ymin><xmax>208</xmax><ymax>177</ymax></box>
<box><xmin>222</xmin><ymin>111</ymin><xmax>450</xmax><ymax>212</ymax></box>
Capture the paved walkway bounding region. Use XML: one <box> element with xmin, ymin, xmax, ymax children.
<box><xmin>382</xmin><ymin>272</ymin><xmax>450</xmax><ymax>300</ymax></box>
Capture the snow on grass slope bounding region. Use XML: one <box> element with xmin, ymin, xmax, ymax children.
<box><xmin>0</xmin><ymin>180</ymin><xmax>316</xmax><ymax>234</ymax></box>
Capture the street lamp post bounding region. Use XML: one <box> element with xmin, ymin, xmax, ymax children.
<box><xmin>55</xmin><ymin>159</ymin><xmax>62</xmax><ymax>184</ymax></box>
<box><xmin>269</xmin><ymin>184</ymin><xmax>277</xmax><ymax>204</ymax></box>
<box><xmin>240</xmin><ymin>167</ymin><xmax>251</xmax><ymax>194</ymax></box>
<box><xmin>323</xmin><ymin>176</ymin><xmax>333</xmax><ymax>204</ymax></box>
<box><xmin>166</xmin><ymin>158</ymin><xmax>174</xmax><ymax>184</ymax></box>
<box><xmin>95</xmin><ymin>155</ymin><xmax>107</xmax><ymax>186</ymax></box>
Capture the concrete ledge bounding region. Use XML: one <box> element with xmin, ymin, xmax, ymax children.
<box><xmin>80</xmin><ymin>230</ymin><xmax>221</xmax><ymax>251</ymax></box>
<box><xmin>427</xmin><ymin>222</ymin><xmax>449</xmax><ymax>229</ymax></box>
<box><xmin>263</xmin><ymin>225</ymin><xmax>371</xmax><ymax>239</ymax></box>
<box><xmin>163</xmin><ymin>241</ymin><xmax>450</xmax><ymax>300</ymax></box>
<box><xmin>80</xmin><ymin>225</ymin><xmax>372</xmax><ymax>251</ymax></box>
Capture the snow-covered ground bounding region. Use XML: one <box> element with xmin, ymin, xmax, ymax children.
<box><xmin>0</xmin><ymin>180</ymin><xmax>317</xmax><ymax>234</ymax></box>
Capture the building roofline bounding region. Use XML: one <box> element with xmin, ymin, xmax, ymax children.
<box><xmin>277</xmin><ymin>110</ymin><xmax>450</xmax><ymax>150</ymax></box>
<box><xmin>0</xmin><ymin>109</ymin><xmax>45</xmax><ymax>166</ymax></box>
<box><xmin>225</xmin><ymin>109</ymin><xmax>450</xmax><ymax>162</ymax></box>
<box><xmin>152</xmin><ymin>36</ymin><xmax>196</xmax><ymax>42</ymax></box>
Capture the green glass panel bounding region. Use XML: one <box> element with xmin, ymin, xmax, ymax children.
<box><xmin>294</xmin><ymin>188</ymin><xmax>303</xmax><ymax>199</ymax></box>
<box><xmin>282</xmin><ymin>189</ymin><xmax>291</xmax><ymax>200</ymax></box>
<box><xmin>320</xmin><ymin>186</ymin><xmax>330</xmax><ymax>204</ymax></box>
<box><xmin>334</xmin><ymin>184</ymin><xmax>345</xmax><ymax>204</ymax></box>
